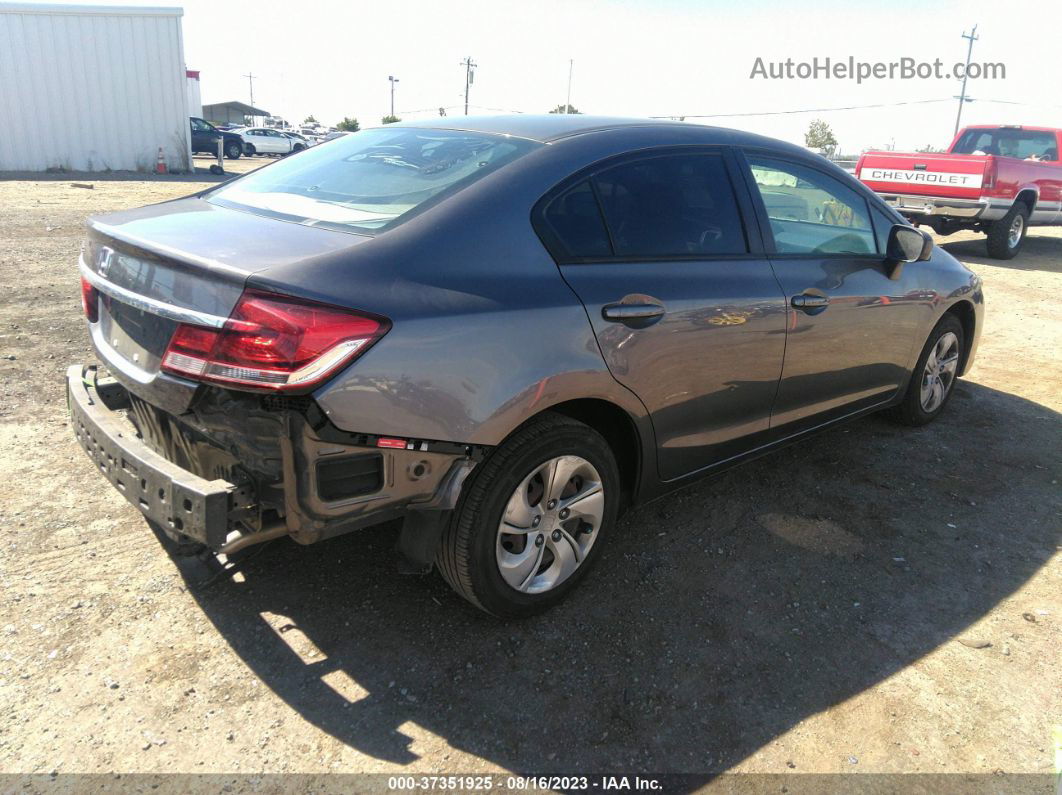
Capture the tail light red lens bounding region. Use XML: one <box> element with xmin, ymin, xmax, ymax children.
<box><xmin>983</xmin><ymin>160</ymin><xmax>996</xmax><ymax>190</ymax></box>
<box><xmin>80</xmin><ymin>276</ymin><xmax>99</xmax><ymax>323</ymax></box>
<box><xmin>161</xmin><ymin>289</ymin><xmax>389</xmax><ymax>392</ymax></box>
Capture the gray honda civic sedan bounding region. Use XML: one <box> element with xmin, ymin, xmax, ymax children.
<box><xmin>69</xmin><ymin>116</ymin><xmax>983</xmax><ymax>616</ymax></box>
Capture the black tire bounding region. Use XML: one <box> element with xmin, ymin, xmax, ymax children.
<box><xmin>985</xmin><ymin>202</ymin><xmax>1029</xmax><ymax>259</ymax></box>
<box><xmin>437</xmin><ymin>413</ymin><xmax>621</xmax><ymax>618</ymax></box>
<box><xmin>887</xmin><ymin>313</ymin><xmax>965</xmax><ymax>426</ymax></box>
<box><xmin>244</xmin><ymin>144</ymin><xmax>256</xmax><ymax>157</ymax></box>
<box><xmin>224</xmin><ymin>141</ymin><xmax>242</xmax><ymax>159</ymax></box>
<box><xmin>292</xmin><ymin>143</ymin><xmax>305</xmax><ymax>152</ymax></box>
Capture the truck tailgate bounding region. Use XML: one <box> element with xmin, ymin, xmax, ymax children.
<box><xmin>857</xmin><ymin>152</ymin><xmax>988</xmax><ymax>199</ymax></box>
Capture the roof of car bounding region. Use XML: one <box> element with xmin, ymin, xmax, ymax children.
<box><xmin>391</xmin><ymin>114</ymin><xmax>701</xmax><ymax>143</ymax></box>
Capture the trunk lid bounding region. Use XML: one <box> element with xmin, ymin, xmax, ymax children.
<box><xmin>856</xmin><ymin>152</ymin><xmax>990</xmax><ymax>199</ymax></box>
<box><xmin>83</xmin><ymin>196</ymin><xmax>370</xmax><ymax>389</ymax></box>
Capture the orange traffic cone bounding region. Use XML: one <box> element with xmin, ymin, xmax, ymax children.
<box><xmin>155</xmin><ymin>147</ymin><xmax>167</xmax><ymax>174</ymax></box>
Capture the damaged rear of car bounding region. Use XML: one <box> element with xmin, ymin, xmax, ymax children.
<box><xmin>69</xmin><ymin>126</ymin><xmax>544</xmax><ymax>564</ymax></box>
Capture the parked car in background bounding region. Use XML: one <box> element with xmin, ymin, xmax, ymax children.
<box><xmin>236</xmin><ymin>127</ymin><xmax>307</xmax><ymax>156</ymax></box>
<box><xmin>70</xmin><ymin>116</ymin><xmax>982</xmax><ymax>616</ymax></box>
<box><xmin>282</xmin><ymin>130</ymin><xmax>315</xmax><ymax>147</ymax></box>
<box><xmin>321</xmin><ymin>130</ymin><xmax>350</xmax><ymax>143</ymax></box>
<box><xmin>857</xmin><ymin>124</ymin><xmax>1062</xmax><ymax>259</ymax></box>
<box><xmin>189</xmin><ymin>117</ymin><xmax>244</xmax><ymax>159</ymax></box>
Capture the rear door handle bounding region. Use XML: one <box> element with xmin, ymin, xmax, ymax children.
<box><xmin>791</xmin><ymin>293</ymin><xmax>829</xmax><ymax>312</ymax></box>
<box><xmin>602</xmin><ymin>302</ymin><xmax>666</xmax><ymax>326</ymax></box>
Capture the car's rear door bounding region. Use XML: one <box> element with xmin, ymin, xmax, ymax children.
<box><xmin>539</xmin><ymin>148</ymin><xmax>787</xmax><ymax>481</ymax></box>
<box><xmin>738</xmin><ymin>151</ymin><xmax>926</xmax><ymax>433</ymax></box>
<box><xmin>245</xmin><ymin>128</ymin><xmax>269</xmax><ymax>152</ymax></box>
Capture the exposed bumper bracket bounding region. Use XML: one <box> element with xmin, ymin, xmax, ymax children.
<box><xmin>67</xmin><ymin>365</ymin><xmax>250</xmax><ymax>549</ymax></box>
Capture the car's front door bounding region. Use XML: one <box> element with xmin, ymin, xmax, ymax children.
<box><xmin>540</xmin><ymin>149</ymin><xmax>788</xmax><ymax>481</ymax></box>
<box><xmin>740</xmin><ymin>152</ymin><xmax>927</xmax><ymax>433</ymax></box>
<box><xmin>189</xmin><ymin>118</ymin><xmax>218</xmax><ymax>153</ymax></box>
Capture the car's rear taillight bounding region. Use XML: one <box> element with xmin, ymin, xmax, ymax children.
<box><xmin>161</xmin><ymin>289</ymin><xmax>389</xmax><ymax>392</ymax></box>
<box><xmin>80</xmin><ymin>276</ymin><xmax>99</xmax><ymax>323</ymax></box>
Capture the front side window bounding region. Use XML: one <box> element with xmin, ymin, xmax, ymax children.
<box><xmin>747</xmin><ymin>156</ymin><xmax>876</xmax><ymax>255</ymax></box>
<box><xmin>208</xmin><ymin>127</ymin><xmax>538</xmax><ymax>234</ymax></box>
<box><xmin>592</xmin><ymin>154</ymin><xmax>748</xmax><ymax>258</ymax></box>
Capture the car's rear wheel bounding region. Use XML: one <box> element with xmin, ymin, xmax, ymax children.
<box><xmin>225</xmin><ymin>141</ymin><xmax>242</xmax><ymax>159</ymax></box>
<box><xmin>437</xmin><ymin>413</ymin><xmax>620</xmax><ymax>617</ymax></box>
<box><xmin>887</xmin><ymin>314</ymin><xmax>965</xmax><ymax>426</ymax></box>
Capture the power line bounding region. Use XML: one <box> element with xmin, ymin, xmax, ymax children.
<box><xmin>397</xmin><ymin>103</ymin><xmax>525</xmax><ymax>116</ymax></box>
<box><xmin>650</xmin><ymin>98</ymin><xmax>953</xmax><ymax>120</ymax></box>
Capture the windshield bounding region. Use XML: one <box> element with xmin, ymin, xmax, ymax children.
<box><xmin>952</xmin><ymin>128</ymin><xmax>1057</xmax><ymax>161</ymax></box>
<box><xmin>207</xmin><ymin>127</ymin><xmax>539</xmax><ymax>234</ymax></box>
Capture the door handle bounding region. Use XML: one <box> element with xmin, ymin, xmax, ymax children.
<box><xmin>602</xmin><ymin>302</ymin><xmax>666</xmax><ymax>325</ymax></box>
<box><xmin>791</xmin><ymin>293</ymin><xmax>829</xmax><ymax>312</ymax></box>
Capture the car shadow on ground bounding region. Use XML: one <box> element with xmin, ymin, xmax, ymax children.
<box><xmin>161</xmin><ymin>381</ymin><xmax>1060</xmax><ymax>782</ymax></box>
<box><xmin>939</xmin><ymin>234</ymin><xmax>1062</xmax><ymax>273</ymax></box>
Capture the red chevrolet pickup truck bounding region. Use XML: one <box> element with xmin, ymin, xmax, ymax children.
<box><xmin>856</xmin><ymin>125</ymin><xmax>1062</xmax><ymax>259</ymax></box>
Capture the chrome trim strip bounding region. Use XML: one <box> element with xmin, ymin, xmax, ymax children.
<box><xmin>79</xmin><ymin>257</ymin><xmax>229</xmax><ymax>328</ymax></box>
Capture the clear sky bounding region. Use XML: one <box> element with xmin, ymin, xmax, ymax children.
<box><xmin>172</xmin><ymin>0</ymin><xmax>1062</xmax><ymax>152</ymax></box>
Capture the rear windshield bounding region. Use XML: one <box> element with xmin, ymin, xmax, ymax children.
<box><xmin>207</xmin><ymin>127</ymin><xmax>538</xmax><ymax>234</ymax></box>
<box><xmin>952</xmin><ymin>128</ymin><xmax>1057</xmax><ymax>161</ymax></box>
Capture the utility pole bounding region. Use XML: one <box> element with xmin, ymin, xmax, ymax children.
<box><xmin>566</xmin><ymin>59</ymin><xmax>573</xmax><ymax>114</ymax></box>
<box><xmin>461</xmin><ymin>56</ymin><xmax>476</xmax><ymax>115</ymax></box>
<box><xmin>388</xmin><ymin>75</ymin><xmax>400</xmax><ymax>118</ymax></box>
<box><xmin>953</xmin><ymin>24</ymin><xmax>978</xmax><ymax>137</ymax></box>
<box><xmin>243</xmin><ymin>72</ymin><xmax>256</xmax><ymax>108</ymax></box>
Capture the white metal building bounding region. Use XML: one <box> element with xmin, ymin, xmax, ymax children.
<box><xmin>0</xmin><ymin>2</ymin><xmax>191</xmax><ymax>172</ymax></box>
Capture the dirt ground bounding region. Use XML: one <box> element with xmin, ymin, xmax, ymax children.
<box><xmin>0</xmin><ymin>158</ymin><xmax>1058</xmax><ymax>787</ymax></box>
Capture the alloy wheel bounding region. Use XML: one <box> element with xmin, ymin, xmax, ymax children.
<box><xmin>495</xmin><ymin>455</ymin><xmax>604</xmax><ymax>594</ymax></box>
<box><xmin>1008</xmin><ymin>214</ymin><xmax>1024</xmax><ymax>248</ymax></box>
<box><xmin>920</xmin><ymin>331</ymin><xmax>960</xmax><ymax>412</ymax></box>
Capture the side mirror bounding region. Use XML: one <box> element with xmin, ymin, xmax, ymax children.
<box><xmin>885</xmin><ymin>224</ymin><xmax>932</xmax><ymax>278</ymax></box>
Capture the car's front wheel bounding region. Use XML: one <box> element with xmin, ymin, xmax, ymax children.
<box><xmin>244</xmin><ymin>144</ymin><xmax>256</xmax><ymax>156</ymax></box>
<box><xmin>437</xmin><ymin>413</ymin><xmax>620</xmax><ymax>617</ymax></box>
<box><xmin>888</xmin><ymin>313</ymin><xmax>965</xmax><ymax>426</ymax></box>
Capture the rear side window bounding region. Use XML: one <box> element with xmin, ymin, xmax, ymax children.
<box><xmin>593</xmin><ymin>154</ymin><xmax>748</xmax><ymax>258</ymax></box>
<box><xmin>952</xmin><ymin>128</ymin><xmax>1057</xmax><ymax>160</ymax></box>
<box><xmin>541</xmin><ymin>181</ymin><xmax>612</xmax><ymax>258</ymax></box>
<box><xmin>747</xmin><ymin>156</ymin><xmax>877</xmax><ymax>256</ymax></box>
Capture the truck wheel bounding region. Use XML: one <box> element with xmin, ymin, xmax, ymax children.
<box><xmin>225</xmin><ymin>141</ymin><xmax>242</xmax><ymax>159</ymax></box>
<box><xmin>986</xmin><ymin>202</ymin><xmax>1029</xmax><ymax>259</ymax></box>
<box><xmin>436</xmin><ymin>413</ymin><xmax>620</xmax><ymax>618</ymax></box>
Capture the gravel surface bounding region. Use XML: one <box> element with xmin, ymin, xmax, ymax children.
<box><xmin>0</xmin><ymin>166</ymin><xmax>1058</xmax><ymax>782</ymax></box>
